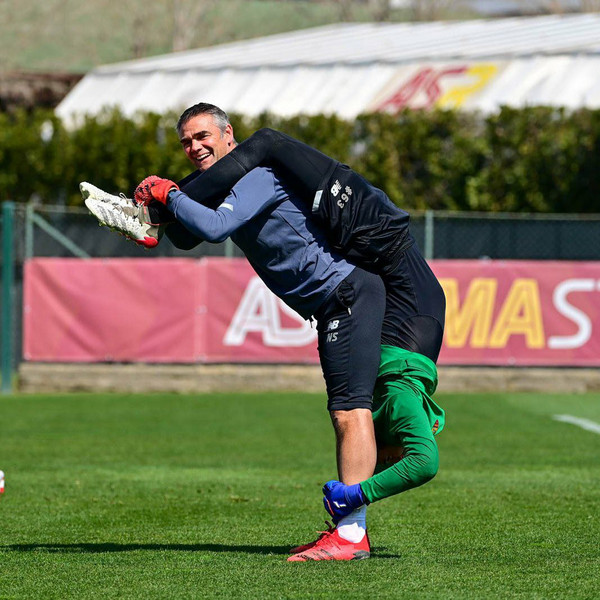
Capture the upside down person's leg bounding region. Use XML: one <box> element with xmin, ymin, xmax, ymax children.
<box><xmin>179</xmin><ymin>128</ymin><xmax>336</xmax><ymax>207</ymax></box>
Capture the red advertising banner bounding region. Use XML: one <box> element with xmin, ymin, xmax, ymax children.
<box><xmin>23</xmin><ymin>258</ymin><xmax>204</xmax><ymax>363</ymax></box>
<box><xmin>433</xmin><ymin>260</ymin><xmax>600</xmax><ymax>366</ymax></box>
<box><xmin>23</xmin><ymin>257</ymin><xmax>600</xmax><ymax>366</ymax></box>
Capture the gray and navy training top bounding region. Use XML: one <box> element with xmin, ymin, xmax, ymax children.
<box><xmin>167</xmin><ymin>167</ymin><xmax>355</xmax><ymax>319</ymax></box>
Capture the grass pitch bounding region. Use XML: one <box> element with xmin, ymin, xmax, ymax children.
<box><xmin>0</xmin><ymin>391</ymin><xmax>598</xmax><ymax>599</ymax></box>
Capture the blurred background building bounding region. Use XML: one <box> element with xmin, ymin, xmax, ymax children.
<box><xmin>56</xmin><ymin>14</ymin><xmax>600</xmax><ymax>121</ymax></box>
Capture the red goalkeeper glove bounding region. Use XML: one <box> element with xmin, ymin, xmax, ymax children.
<box><xmin>134</xmin><ymin>175</ymin><xmax>179</xmax><ymax>206</ymax></box>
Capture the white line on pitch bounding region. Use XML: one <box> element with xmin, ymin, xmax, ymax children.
<box><xmin>552</xmin><ymin>414</ymin><xmax>600</xmax><ymax>435</ymax></box>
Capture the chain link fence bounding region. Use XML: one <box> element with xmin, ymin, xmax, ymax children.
<box><xmin>6</xmin><ymin>203</ymin><xmax>600</xmax><ymax>262</ymax></box>
<box><xmin>2</xmin><ymin>202</ymin><xmax>600</xmax><ymax>392</ymax></box>
<box><xmin>415</xmin><ymin>211</ymin><xmax>600</xmax><ymax>261</ymax></box>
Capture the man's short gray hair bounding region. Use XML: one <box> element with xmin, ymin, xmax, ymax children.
<box><xmin>176</xmin><ymin>103</ymin><xmax>230</xmax><ymax>138</ymax></box>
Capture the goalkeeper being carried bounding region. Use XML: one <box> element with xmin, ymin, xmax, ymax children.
<box><xmin>82</xmin><ymin>102</ymin><xmax>446</xmax><ymax>562</ymax></box>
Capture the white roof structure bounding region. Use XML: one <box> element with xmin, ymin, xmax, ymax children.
<box><xmin>56</xmin><ymin>14</ymin><xmax>600</xmax><ymax>122</ymax></box>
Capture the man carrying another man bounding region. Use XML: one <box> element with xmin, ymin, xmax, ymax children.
<box><xmin>82</xmin><ymin>102</ymin><xmax>446</xmax><ymax>562</ymax></box>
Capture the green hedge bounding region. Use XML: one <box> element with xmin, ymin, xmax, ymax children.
<box><xmin>1</xmin><ymin>107</ymin><xmax>599</xmax><ymax>212</ymax></box>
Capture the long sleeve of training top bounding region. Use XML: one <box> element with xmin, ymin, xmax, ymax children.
<box><xmin>168</xmin><ymin>165</ymin><xmax>355</xmax><ymax>319</ymax></box>
<box><xmin>166</xmin><ymin>167</ymin><xmax>288</xmax><ymax>243</ymax></box>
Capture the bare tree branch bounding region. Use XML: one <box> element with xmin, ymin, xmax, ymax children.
<box><xmin>335</xmin><ymin>0</ymin><xmax>355</xmax><ymax>21</ymax></box>
<box><xmin>367</xmin><ymin>0</ymin><xmax>392</xmax><ymax>21</ymax></box>
<box><xmin>410</xmin><ymin>0</ymin><xmax>453</xmax><ymax>20</ymax></box>
<box><xmin>172</xmin><ymin>0</ymin><xmax>218</xmax><ymax>52</ymax></box>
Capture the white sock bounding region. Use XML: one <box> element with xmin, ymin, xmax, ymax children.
<box><xmin>336</xmin><ymin>505</ymin><xmax>367</xmax><ymax>543</ymax></box>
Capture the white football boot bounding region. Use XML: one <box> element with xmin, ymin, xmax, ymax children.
<box><xmin>80</xmin><ymin>182</ymin><xmax>160</xmax><ymax>248</ymax></box>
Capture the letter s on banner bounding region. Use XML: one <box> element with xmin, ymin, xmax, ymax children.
<box><xmin>548</xmin><ymin>279</ymin><xmax>595</xmax><ymax>349</ymax></box>
<box><xmin>223</xmin><ymin>277</ymin><xmax>317</xmax><ymax>347</ymax></box>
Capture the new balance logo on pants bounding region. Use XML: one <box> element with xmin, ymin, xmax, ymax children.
<box><xmin>326</xmin><ymin>319</ymin><xmax>340</xmax><ymax>343</ymax></box>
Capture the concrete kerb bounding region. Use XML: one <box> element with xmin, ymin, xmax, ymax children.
<box><xmin>18</xmin><ymin>363</ymin><xmax>600</xmax><ymax>394</ymax></box>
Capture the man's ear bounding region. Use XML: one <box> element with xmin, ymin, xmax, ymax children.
<box><xmin>224</xmin><ymin>123</ymin><xmax>234</xmax><ymax>146</ymax></box>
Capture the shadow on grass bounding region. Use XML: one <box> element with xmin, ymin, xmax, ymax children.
<box><xmin>1</xmin><ymin>543</ymin><xmax>401</xmax><ymax>558</ymax></box>
<box><xmin>2</xmin><ymin>543</ymin><xmax>290</xmax><ymax>555</ymax></box>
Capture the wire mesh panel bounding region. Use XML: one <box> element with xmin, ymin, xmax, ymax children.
<box><xmin>431</xmin><ymin>212</ymin><xmax>600</xmax><ymax>260</ymax></box>
<box><xmin>13</xmin><ymin>205</ymin><xmax>246</xmax><ymax>261</ymax></box>
<box><xmin>8</xmin><ymin>205</ymin><xmax>600</xmax><ymax>263</ymax></box>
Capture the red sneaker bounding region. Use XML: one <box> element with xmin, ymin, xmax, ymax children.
<box><xmin>287</xmin><ymin>528</ymin><xmax>370</xmax><ymax>562</ymax></box>
<box><xmin>289</xmin><ymin>521</ymin><xmax>335</xmax><ymax>554</ymax></box>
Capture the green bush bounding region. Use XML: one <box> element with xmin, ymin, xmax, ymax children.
<box><xmin>1</xmin><ymin>107</ymin><xmax>599</xmax><ymax>212</ymax></box>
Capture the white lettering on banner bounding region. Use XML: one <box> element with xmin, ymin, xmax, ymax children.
<box><xmin>548</xmin><ymin>279</ymin><xmax>598</xmax><ymax>350</ymax></box>
<box><xmin>224</xmin><ymin>277</ymin><xmax>318</xmax><ymax>347</ymax></box>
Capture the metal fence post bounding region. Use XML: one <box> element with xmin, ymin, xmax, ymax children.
<box><xmin>1</xmin><ymin>201</ymin><xmax>15</xmax><ymax>394</ymax></box>
<box><xmin>424</xmin><ymin>209</ymin><xmax>434</xmax><ymax>260</ymax></box>
<box><xmin>25</xmin><ymin>202</ymin><xmax>35</xmax><ymax>260</ymax></box>
<box><xmin>225</xmin><ymin>238</ymin><xmax>235</xmax><ymax>258</ymax></box>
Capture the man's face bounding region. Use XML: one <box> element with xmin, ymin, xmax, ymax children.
<box><xmin>179</xmin><ymin>114</ymin><xmax>235</xmax><ymax>172</ymax></box>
